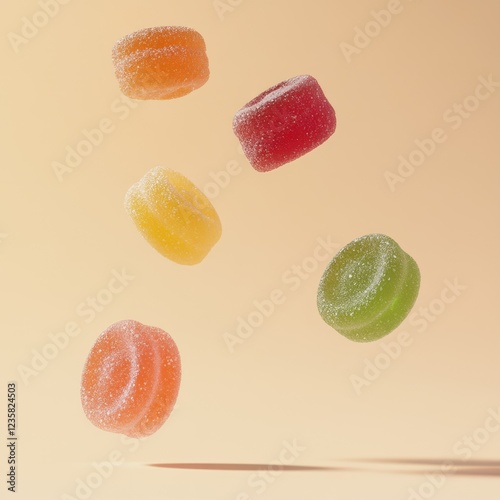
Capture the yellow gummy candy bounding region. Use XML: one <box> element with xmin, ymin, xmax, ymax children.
<box><xmin>125</xmin><ymin>166</ymin><xmax>222</xmax><ymax>265</ymax></box>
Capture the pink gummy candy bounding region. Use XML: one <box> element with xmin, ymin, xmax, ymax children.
<box><xmin>232</xmin><ymin>75</ymin><xmax>336</xmax><ymax>172</ymax></box>
<box><xmin>81</xmin><ymin>320</ymin><xmax>181</xmax><ymax>438</ymax></box>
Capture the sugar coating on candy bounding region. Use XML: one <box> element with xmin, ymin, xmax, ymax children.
<box><xmin>317</xmin><ymin>234</ymin><xmax>420</xmax><ymax>342</ymax></box>
<box><xmin>81</xmin><ymin>320</ymin><xmax>181</xmax><ymax>438</ymax></box>
<box><xmin>112</xmin><ymin>26</ymin><xmax>209</xmax><ymax>100</ymax></box>
<box><xmin>232</xmin><ymin>75</ymin><xmax>336</xmax><ymax>172</ymax></box>
<box><xmin>125</xmin><ymin>166</ymin><xmax>222</xmax><ymax>265</ymax></box>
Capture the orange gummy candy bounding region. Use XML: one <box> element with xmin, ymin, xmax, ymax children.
<box><xmin>112</xmin><ymin>26</ymin><xmax>209</xmax><ymax>100</ymax></box>
<box><xmin>81</xmin><ymin>320</ymin><xmax>181</xmax><ymax>438</ymax></box>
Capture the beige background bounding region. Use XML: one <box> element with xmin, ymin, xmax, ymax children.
<box><xmin>2</xmin><ymin>0</ymin><xmax>500</xmax><ymax>498</ymax></box>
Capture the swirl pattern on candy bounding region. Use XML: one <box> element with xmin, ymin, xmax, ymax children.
<box><xmin>81</xmin><ymin>320</ymin><xmax>181</xmax><ymax>438</ymax></box>
<box><xmin>233</xmin><ymin>75</ymin><xmax>336</xmax><ymax>172</ymax></box>
<box><xmin>112</xmin><ymin>26</ymin><xmax>209</xmax><ymax>100</ymax></box>
<box><xmin>125</xmin><ymin>166</ymin><xmax>222</xmax><ymax>265</ymax></box>
<box><xmin>317</xmin><ymin>234</ymin><xmax>420</xmax><ymax>342</ymax></box>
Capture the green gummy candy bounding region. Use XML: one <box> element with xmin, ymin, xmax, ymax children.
<box><xmin>317</xmin><ymin>234</ymin><xmax>420</xmax><ymax>342</ymax></box>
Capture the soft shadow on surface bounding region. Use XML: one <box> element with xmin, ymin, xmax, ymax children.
<box><xmin>348</xmin><ymin>458</ymin><xmax>500</xmax><ymax>467</ymax></box>
<box><xmin>148</xmin><ymin>459</ymin><xmax>500</xmax><ymax>476</ymax></box>
<box><xmin>149</xmin><ymin>464</ymin><xmax>346</xmax><ymax>471</ymax></box>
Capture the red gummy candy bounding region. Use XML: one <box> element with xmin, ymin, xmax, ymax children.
<box><xmin>232</xmin><ymin>75</ymin><xmax>336</xmax><ymax>172</ymax></box>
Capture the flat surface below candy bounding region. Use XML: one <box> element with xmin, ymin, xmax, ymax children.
<box><xmin>3</xmin><ymin>0</ymin><xmax>500</xmax><ymax>498</ymax></box>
